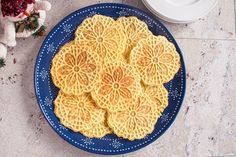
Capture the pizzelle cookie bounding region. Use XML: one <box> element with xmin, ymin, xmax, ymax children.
<box><xmin>81</xmin><ymin>121</ymin><xmax>112</xmax><ymax>138</ymax></box>
<box><xmin>145</xmin><ymin>85</ymin><xmax>169</xmax><ymax>114</ymax></box>
<box><xmin>75</xmin><ymin>15</ymin><xmax>126</xmax><ymax>62</ymax></box>
<box><xmin>91</xmin><ymin>61</ymin><xmax>142</xmax><ymax>112</ymax></box>
<box><xmin>107</xmin><ymin>94</ymin><xmax>161</xmax><ymax>140</ymax></box>
<box><xmin>51</xmin><ymin>42</ymin><xmax>101</xmax><ymax>95</ymax></box>
<box><xmin>116</xmin><ymin>16</ymin><xmax>152</xmax><ymax>60</ymax></box>
<box><xmin>54</xmin><ymin>91</ymin><xmax>105</xmax><ymax>132</ymax></box>
<box><xmin>130</xmin><ymin>35</ymin><xmax>180</xmax><ymax>85</ymax></box>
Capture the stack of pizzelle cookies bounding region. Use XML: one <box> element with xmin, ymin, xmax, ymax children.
<box><xmin>51</xmin><ymin>15</ymin><xmax>180</xmax><ymax>140</ymax></box>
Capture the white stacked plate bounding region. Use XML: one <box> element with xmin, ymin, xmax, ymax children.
<box><xmin>142</xmin><ymin>0</ymin><xmax>218</xmax><ymax>23</ymax></box>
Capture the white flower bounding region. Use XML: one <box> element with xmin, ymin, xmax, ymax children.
<box><xmin>88</xmin><ymin>11</ymin><xmax>98</xmax><ymax>17</ymax></box>
<box><xmin>62</xmin><ymin>24</ymin><xmax>72</xmax><ymax>33</ymax></box>
<box><xmin>116</xmin><ymin>10</ymin><xmax>128</xmax><ymax>17</ymax></box>
<box><xmin>40</xmin><ymin>68</ymin><xmax>48</xmax><ymax>82</ymax></box>
<box><xmin>144</xmin><ymin>19</ymin><xmax>153</xmax><ymax>27</ymax></box>
<box><xmin>160</xmin><ymin>113</ymin><xmax>169</xmax><ymax>123</ymax></box>
<box><xmin>81</xmin><ymin>137</ymin><xmax>94</xmax><ymax>145</ymax></box>
<box><xmin>109</xmin><ymin>139</ymin><xmax>123</xmax><ymax>149</ymax></box>
<box><xmin>169</xmin><ymin>88</ymin><xmax>179</xmax><ymax>100</ymax></box>
<box><xmin>47</xmin><ymin>42</ymin><xmax>55</xmax><ymax>54</ymax></box>
<box><xmin>44</xmin><ymin>97</ymin><xmax>52</xmax><ymax>110</ymax></box>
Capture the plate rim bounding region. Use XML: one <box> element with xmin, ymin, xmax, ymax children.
<box><xmin>34</xmin><ymin>2</ymin><xmax>186</xmax><ymax>155</ymax></box>
<box><xmin>143</xmin><ymin>0</ymin><xmax>217</xmax><ymax>22</ymax></box>
<box><xmin>142</xmin><ymin>0</ymin><xmax>195</xmax><ymax>23</ymax></box>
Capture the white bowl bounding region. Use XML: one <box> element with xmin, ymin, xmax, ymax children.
<box><xmin>142</xmin><ymin>0</ymin><xmax>217</xmax><ymax>23</ymax></box>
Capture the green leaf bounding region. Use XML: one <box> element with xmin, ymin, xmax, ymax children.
<box><xmin>0</xmin><ymin>58</ymin><xmax>6</xmax><ymax>68</ymax></box>
<box><xmin>15</xmin><ymin>11</ymin><xmax>40</xmax><ymax>33</ymax></box>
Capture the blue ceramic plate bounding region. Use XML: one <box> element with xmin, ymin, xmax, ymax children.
<box><xmin>34</xmin><ymin>3</ymin><xmax>186</xmax><ymax>155</ymax></box>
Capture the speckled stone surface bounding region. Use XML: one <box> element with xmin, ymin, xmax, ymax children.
<box><xmin>0</xmin><ymin>0</ymin><xmax>236</xmax><ymax>157</ymax></box>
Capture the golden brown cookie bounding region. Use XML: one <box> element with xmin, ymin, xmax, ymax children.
<box><xmin>107</xmin><ymin>94</ymin><xmax>161</xmax><ymax>140</ymax></box>
<box><xmin>130</xmin><ymin>35</ymin><xmax>180</xmax><ymax>85</ymax></box>
<box><xmin>54</xmin><ymin>91</ymin><xmax>105</xmax><ymax>132</ymax></box>
<box><xmin>81</xmin><ymin>122</ymin><xmax>112</xmax><ymax>138</ymax></box>
<box><xmin>75</xmin><ymin>15</ymin><xmax>126</xmax><ymax>62</ymax></box>
<box><xmin>51</xmin><ymin>42</ymin><xmax>101</xmax><ymax>95</ymax></box>
<box><xmin>91</xmin><ymin>61</ymin><xmax>142</xmax><ymax>112</ymax></box>
<box><xmin>116</xmin><ymin>16</ymin><xmax>152</xmax><ymax>60</ymax></box>
<box><xmin>145</xmin><ymin>85</ymin><xmax>168</xmax><ymax>114</ymax></box>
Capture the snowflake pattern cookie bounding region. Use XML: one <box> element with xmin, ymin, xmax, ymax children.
<box><xmin>107</xmin><ymin>94</ymin><xmax>161</xmax><ymax>140</ymax></box>
<box><xmin>145</xmin><ymin>85</ymin><xmax>169</xmax><ymax>114</ymax></box>
<box><xmin>91</xmin><ymin>61</ymin><xmax>142</xmax><ymax>112</ymax></box>
<box><xmin>51</xmin><ymin>42</ymin><xmax>101</xmax><ymax>95</ymax></box>
<box><xmin>130</xmin><ymin>35</ymin><xmax>180</xmax><ymax>85</ymax></box>
<box><xmin>54</xmin><ymin>91</ymin><xmax>106</xmax><ymax>132</ymax></box>
<box><xmin>116</xmin><ymin>16</ymin><xmax>152</xmax><ymax>60</ymax></box>
<box><xmin>75</xmin><ymin>15</ymin><xmax>126</xmax><ymax>63</ymax></box>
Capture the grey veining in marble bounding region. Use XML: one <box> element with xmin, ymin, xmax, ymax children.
<box><xmin>0</xmin><ymin>0</ymin><xmax>236</xmax><ymax>157</ymax></box>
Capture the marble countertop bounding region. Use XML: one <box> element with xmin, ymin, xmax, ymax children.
<box><xmin>0</xmin><ymin>0</ymin><xmax>235</xmax><ymax>157</ymax></box>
